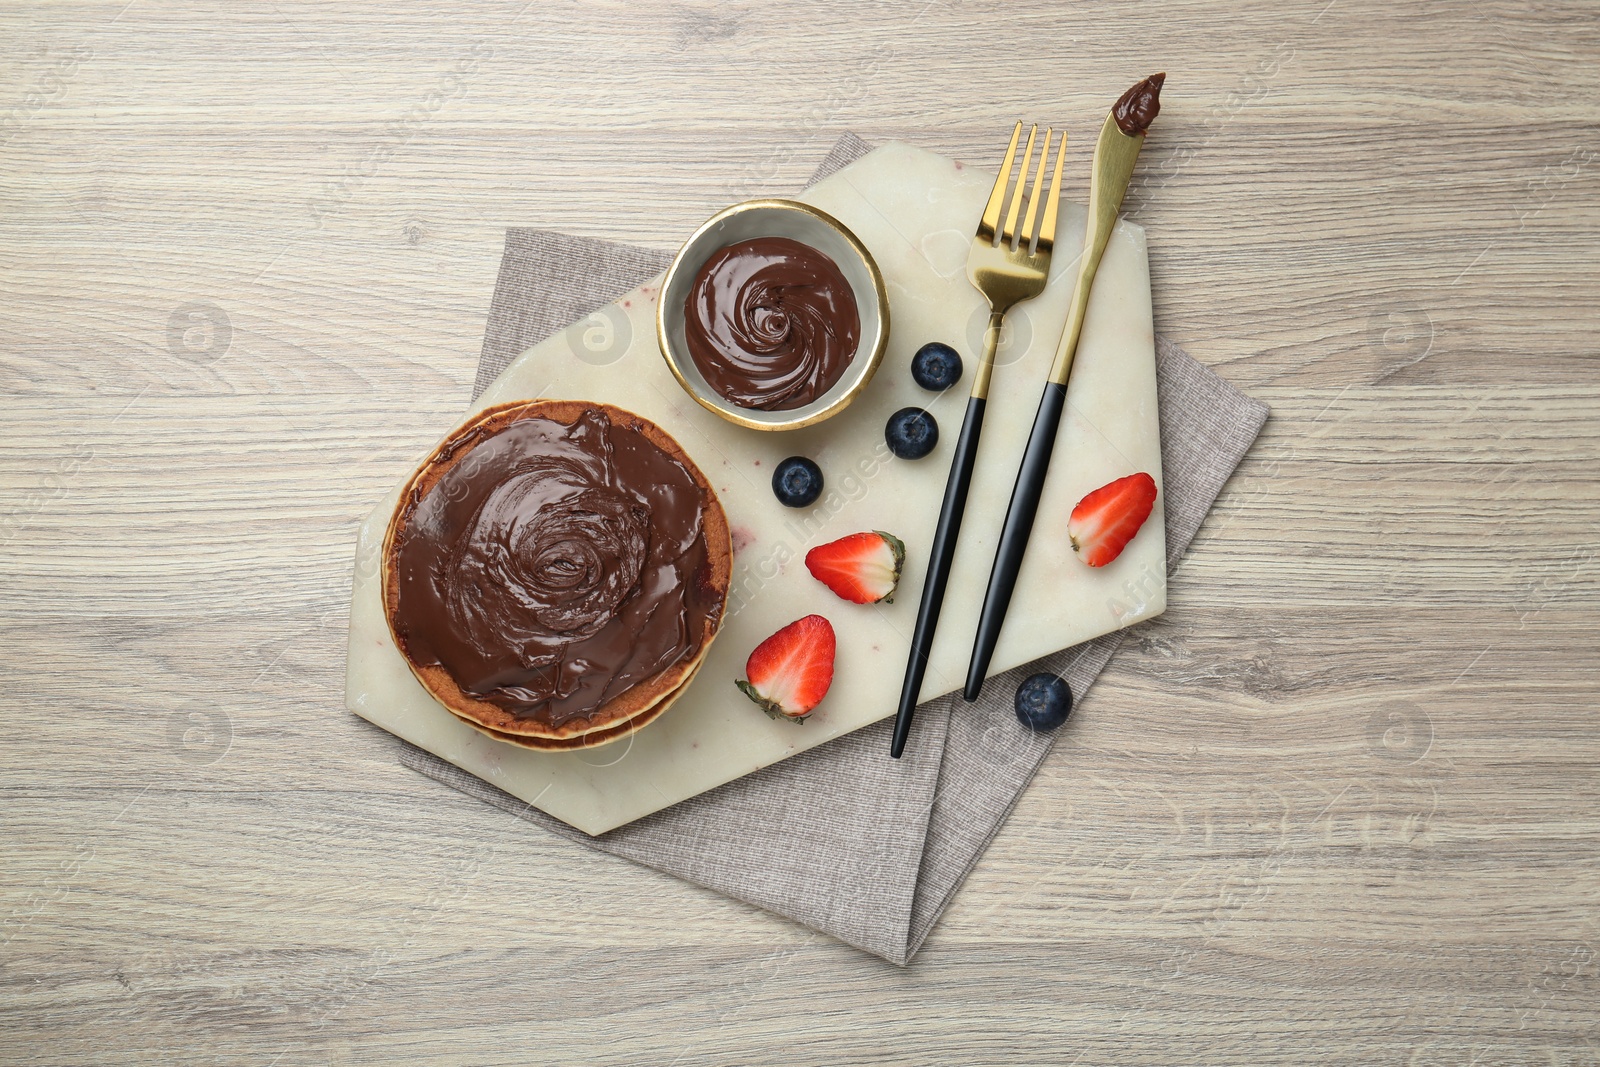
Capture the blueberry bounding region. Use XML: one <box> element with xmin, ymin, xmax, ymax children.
<box><xmin>911</xmin><ymin>342</ymin><xmax>963</xmax><ymax>391</ymax></box>
<box><xmin>885</xmin><ymin>407</ymin><xmax>939</xmax><ymax>460</ymax></box>
<box><xmin>772</xmin><ymin>456</ymin><xmax>824</xmax><ymax>508</ymax></box>
<box><xmin>1013</xmin><ymin>672</ymin><xmax>1073</xmax><ymax>732</ymax></box>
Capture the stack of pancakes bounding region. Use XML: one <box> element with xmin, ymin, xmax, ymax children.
<box><xmin>381</xmin><ymin>399</ymin><xmax>731</xmax><ymax>751</ymax></box>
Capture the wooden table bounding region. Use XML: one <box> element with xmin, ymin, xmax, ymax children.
<box><xmin>4</xmin><ymin>1</ymin><xmax>1597</xmax><ymax>1062</ymax></box>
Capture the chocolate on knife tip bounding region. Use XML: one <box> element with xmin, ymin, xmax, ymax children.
<box><xmin>1112</xmin><ymin>72</ymin><xmax>1166</xmax><ymax>136</ymax></box>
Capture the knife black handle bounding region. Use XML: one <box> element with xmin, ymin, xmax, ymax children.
<box><xmin>964</xmin><ymin>380</ymin><xmax>1068</xmax><ymax>700</ymax></box>
<box><xmin>890</xmin><ymin>394</ymin><xmax>986</xmax><ymax>758</ymax></box>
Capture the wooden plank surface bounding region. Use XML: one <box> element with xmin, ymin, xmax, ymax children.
<box><xmin>3</xmin><ymin>1</ymin><xmax>1597</xmax><ymax>1063</ymax></box>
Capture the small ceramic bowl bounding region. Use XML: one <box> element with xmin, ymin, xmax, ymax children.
<box><xmin>657</xmin><ymin>198</ymin><xmax>889</xmax><ymax>432</ymax></box>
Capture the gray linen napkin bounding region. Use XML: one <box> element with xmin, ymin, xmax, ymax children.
<box><xmin>396</xmin><ymin>134</ymin><xmax>1269</xmax><ymax>965</ymax></box>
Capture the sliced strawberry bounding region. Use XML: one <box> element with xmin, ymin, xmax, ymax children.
<box><xmin>804</xmin><ymin>531</ymin><xmax>906</xmax><ymax>604</ymax></box>
<box><xmin>736</xmin><ymin>614</ymin><xmax>836</xmax><ymax>723</ymax></box>
<box><xmin>1068</xmin><ymin>472</ymin><xmax>1158</xmax><ymax>568</ymax></box>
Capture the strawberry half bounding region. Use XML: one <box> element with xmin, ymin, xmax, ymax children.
<box><xmin>1068</xmin><ymin>472</ymin><xmax>1158</xmax><ymax>567</ymax></box>
<box><xmin>804</xmin><ymin>531</ymin><xmax>906</xmax><ymax>604</ymax></box>
<box><xmin>736</xmin><ymin>614</ymin><xmax>836</xmax><ymax>723</ymax></box>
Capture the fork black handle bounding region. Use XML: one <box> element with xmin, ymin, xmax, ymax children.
<box><xmin>889</xmin><ymin>394</ymin><xmax>986</xmax><ymax>758</ymax></box>
<box><xmin>963</xmin><ymin>380</ymin><xmax>1068</xmax><ymax>700</ymax></box>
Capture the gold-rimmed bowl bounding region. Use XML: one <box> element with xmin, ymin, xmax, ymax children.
<box><xmin>657</xmin><ymin>198</ymin><xmax>889</xmax><ymax>432</ymax></box>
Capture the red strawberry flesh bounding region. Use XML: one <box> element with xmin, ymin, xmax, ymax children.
<box><xmin>736</xmin><ymin>614</ymin><xmax>836</xmax><ymax>721</ymax></box>
<box><xmin>804</xmin><ymin>530</ymin><xmax>906</xmax><ymax>604</ymax></box>
<box><xmin>1068</xmin><ymin>472</ymin><xmax>1157</xmax><ymax>568</ymax></box>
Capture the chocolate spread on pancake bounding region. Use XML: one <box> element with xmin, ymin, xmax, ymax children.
<box><xmin>684</xmin><ymin>236</ymin><xmax>860</xmax><ymax>411</ymax></box>
<box><xmin>1112</xmin><ymin>72</ymin><xmax>1165</xmax><ymax>136</ymax></box>
<box><xmin>390</xmin><ymin>408</ymin><xmax>720</xmax><ymax>726</ymax></box>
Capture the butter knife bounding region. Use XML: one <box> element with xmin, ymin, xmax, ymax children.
<box><xmin>963</xmin><ymin>73</ymin><xmax>1165</xmax><ymax>700</ymax></box>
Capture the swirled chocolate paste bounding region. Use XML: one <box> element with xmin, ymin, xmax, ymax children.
<box><xmin>685</xmin><ymin>236</ymin><xmax>860</xmax><ymax>411</ymax></box>
<box><xmin>391</xmin><ymin>408</ymin><xmax>720</xmax><ymax>726</ymax></box>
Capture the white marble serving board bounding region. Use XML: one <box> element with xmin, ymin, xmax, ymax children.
<box><xmin>345</xmin><ymin>142</ymin><xmax>1165</xmax><ymax>835</ymax></box>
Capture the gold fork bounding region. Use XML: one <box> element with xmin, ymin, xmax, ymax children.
<box><xmin>890</xmin><ymin>122</ymin><xmax>1068</xmax><ymax>758</ymax></box>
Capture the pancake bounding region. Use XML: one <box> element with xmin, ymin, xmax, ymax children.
<box><xmin>443</xmin><ymin>655</ymin><xmax>705</xmax><ymax>752</ymax></box>
<box><xmin>382</xmin><ymin>399</ymin><xmax>730</xmax><ymax>747</ymax></box>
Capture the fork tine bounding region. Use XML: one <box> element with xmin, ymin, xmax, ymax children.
<box><xmin>1019</xmin><ymin>128</ymin><xmax>1053</xmax><ymax>251</ymax></box>
<box><xmin>1000</xmin><ymin>124</ymin><xmax>1037</xmax><ymax>247</ymax></box>
<box><xmin>978</xmin><ymin>122</ymin><xmax>1023</xmax><ymax>241</ymax></box>
<box><xmin>1037</xmin><ymin>129</ymin><xmax>1068</xmax><ymax>250</ymax></box>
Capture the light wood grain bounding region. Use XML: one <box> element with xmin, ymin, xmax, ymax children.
<box><xmin>3</xmin><ymin>1</ymin><xmax>1598</xmax><ymax>1063</ymax></box>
